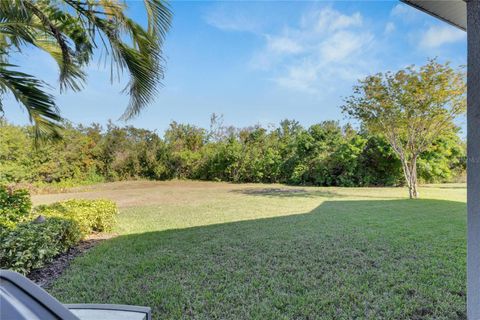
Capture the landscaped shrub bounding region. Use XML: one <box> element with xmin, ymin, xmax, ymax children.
<box><xmin>0</xmin><ymin>188</ymin><xmax>118</xmax><ymax>274</ymax></box>
<box><xmin>0</xmin><ymin>186</ymin><xmax>32</xmax><ymax>229</ymax></box>
<box><xmin>0</xmin><ymin>217</ymin><xmax>81</xmax><ymax>274</ymax></box>
<box><xmin>34</xmin><ymin>199</ymin><xmax>118</xmax><ymax>237</ymax></box>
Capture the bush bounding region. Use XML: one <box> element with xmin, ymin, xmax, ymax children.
<box><xmin>34</xmin><ymin>199</ymin><xmax>118</xmax><ymax>237</ymax></box>
<box><xmin>0</xmin><ymin>186</ymin><xmax>32</xmax><ymax>229</ymax></box>
<box><xmin>0</xmin><ymin>217</ymin><xmax>81</xmax><ymax>274</ymax></box>
<box><xmin>0</xmin><ymin>119</ymin><xmax>467</xmax><ymax>188</ymax></box>
<box><xmin>0</xmin><ymin>192</ymin><xmax>117</xmax><ymax>274</ymax></box>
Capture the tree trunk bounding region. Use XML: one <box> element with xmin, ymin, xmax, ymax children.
<box><xmin>410</xmin><ymin>157</ymin><xmax>419</xmax><ymax>199</ymax></box>
<box><xmin>400</xmin><ymin>156</ymin><xmax>419</xmax><ymax>199</ymax></box>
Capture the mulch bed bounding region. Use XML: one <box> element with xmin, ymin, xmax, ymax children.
<box><xmin>28</xmin><ymin>233</ymin><xmax>117</xmax><ymax>288</ymax></box>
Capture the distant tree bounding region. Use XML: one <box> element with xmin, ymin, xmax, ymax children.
<box><xmin>342</xmin><ymin>60</ymin><xmax>466</xmax><ymax>198</ymax></box>
<box><xmin>0</xmin><ymin>0</ymin><xmax>171</xmax><ymax>138</ymax></box>
<box><xmin>356</xmin><ymin>134</ymin><xmax>403</xmax><ymax>186</ymax></box>
<box><xmin>207</xmin><ymin>113</ymin><xmax>225</xmax><ymax>143</ymax></box>
<box><xmin>417</xmin><ymin>128</ymin><xmax>466</xmax><ymax>183</ymax></box>
<box><xmin>164</xmin><ymin>122</ymin><xmax>206</xmax><ymax>178</ymax></box>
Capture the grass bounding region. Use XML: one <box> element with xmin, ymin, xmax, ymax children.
<box><xmin>35</xmin><ymin>181</ymin><xmax>467</xmax><ymax>319</ymax></box>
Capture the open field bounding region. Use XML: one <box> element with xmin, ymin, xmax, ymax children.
<box><xmin>35</xmin><ymin>181</ymin><xmax>467</xmax><ymax>319</ymax></box>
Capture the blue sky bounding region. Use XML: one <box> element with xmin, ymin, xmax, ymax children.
<box><xmin>4</xmin><ymin>0</ymin><xmax>467</xmax><ymax>133</ymax></box>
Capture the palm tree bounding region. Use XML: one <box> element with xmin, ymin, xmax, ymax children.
<box><xmin>0</xmin><ymin>0</ymin><xmax>171</xmax><ymax>139</ymax></box>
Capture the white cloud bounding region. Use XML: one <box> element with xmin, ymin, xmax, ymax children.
<box><xmin>390</xmin><ymin>4</ymin><xmax>422</xmax><ymax>21</ymax></box>
<box><xmin>320</xmin><ymin>31</ymin><xmax>372</xmax><ymax>62</ymax></box>
<box><xmin>204</xmin><ymin>6</ymin><xmax>261</xmax><ymax>33</ymax></box>
<box><xmin>390</xmin><ymin>4</ymin><xmax>409</xmax><ymax>16</ymax></box>
<box><xmin>249</xmin><ymin>35</ymin><xmax>303</xmax><ymax>70</ymax></box>
<box><xmin>205</xmin><ymin>5</ymin><xmax>377</xmax><ymax>95</ymax></box>
<box><xmin>301</xmin><ymin>7</ymin><xmax>362</xmax><ymax>33</ymax></box>
<box><xmin>249</xmin><ymin>7</ymin><xmax>375</xmax><ymax>94</ymax></box>
<box><xmin>266</xmin><ymin>36</ymin><xmax>303</xmax><ymax>54</ymax></box>
<box><xmin>384</xmin><ymin>22</ymin><xmax>395</xmax><ymax>35</ymax></box>
<box><xmin>420</xmin><ymin>25</ymin><xmax>466</xmax><ymax>48</ymax></box>
<box><xmin>274</xmin><ymin>61</ymin><xmax>320</xmax><ymax>93</ymax></box>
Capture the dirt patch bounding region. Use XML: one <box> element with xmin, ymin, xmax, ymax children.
<box><xmin>28</xmin><ymin>233</ymin><xmax>117</xmax><ymax>288</ymax></box>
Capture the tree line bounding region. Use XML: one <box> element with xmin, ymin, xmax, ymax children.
<box><xmin>0</xmin><ymin>116</ymin><xmax>465</xmax><ymax>188</ymax></box>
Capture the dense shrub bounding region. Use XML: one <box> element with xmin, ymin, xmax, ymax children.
<box><xmin>0</xmin><ymin>218</ymin><xmax>81</xmax><ymax>274</ymax></box>
<box><xmin>0</xmin><ymin>118</ymin><xmax>466</xmax><ymax>188</ymax></box>
<box><xmin>0</xmin><ymin>186</ymin><xmax>118</xmax><ymax>274</ymax></box>
<box><xmin>0</xmin><ymin>186</ymin><xmax>32</xmax><ymax>229</ymax></box>
<box><xmin>35</xmin><ymin>199</ymin><xmax>118</xmax><ymax>236</ymax></box>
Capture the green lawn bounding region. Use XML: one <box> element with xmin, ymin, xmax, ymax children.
<box><xmin>42</xmin><ymin>181</ymin><xmax>467</xmax><ymax>319</ymax></box>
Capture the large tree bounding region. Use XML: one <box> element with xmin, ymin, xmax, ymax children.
<box><xmin>0</xmin><ymin>0</ymin><xmax>171</xmax><ymax>138</ymax></box>
<box><xmin>342</xmin><ymin>60</ymin><xmax>466</xmax><ymax>199</ymax></box>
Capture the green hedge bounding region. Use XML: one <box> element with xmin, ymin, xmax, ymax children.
<box><xmin>34</xmin><ymin>199</ymin><xmax>118</xmax><ymax>237</ymax></box>
<box><xmin>0</xmin><ymin>186</ymin><xmax>32</xmax><ymax>229</ymax></box>
<box><xmin>0</xmin><ymin>191</ymin><xmax>118</xmax><ymax>275</ymax></box>
<box><xmin>0</xmin><ymin>218</ymin><xmax>81</xmax><ymax>274</ymax></box>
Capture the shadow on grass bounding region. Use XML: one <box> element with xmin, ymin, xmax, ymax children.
<box><xmin>229</xmin><ymin>186</ymin><xmax>409</xmax><ymax>200</ymax></box>
<box><xmin>229</xmin><ymin>187</ymin><xmax>344</xmax><ymax>198</ymax></box>
<box><xmin>49</xmin><ymin>199</ymin><xmax>467</xmax><ymax>320</ymax></box>
<box><xmin>422</xmin><ymin>185</ymin><xmax>466</xmax><ymax>189</ymax></box>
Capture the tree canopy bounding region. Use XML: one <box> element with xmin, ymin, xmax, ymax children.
<box><xmin>0</xmin><ymin>0</ymin><xmax>172</xmax><ymax>138</ymax></box>
<box><xmin>342</xmin><ymin>60</ymin><xmax>466</xmax><ymax>198</ymax></box>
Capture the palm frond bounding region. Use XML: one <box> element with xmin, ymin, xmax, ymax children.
<box><xmin>0</xmin><ymin>63</ymin><xmax>62</xmax><ymax>141</ymax></box>
<box><xmin>63</xmin><ymin>0</ymin><xmax>172</xmax><ymax>119</ymax></box>
<box><xmin>0</xmin><ymin>0</ymin><xmax>172</xmax><ymax>139</ymax></box>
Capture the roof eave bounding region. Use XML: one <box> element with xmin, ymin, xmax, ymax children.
<box><xmin>400</xmin><ymin>0</ymin><xmax>466</xmax><ymax>31</ymax></box>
